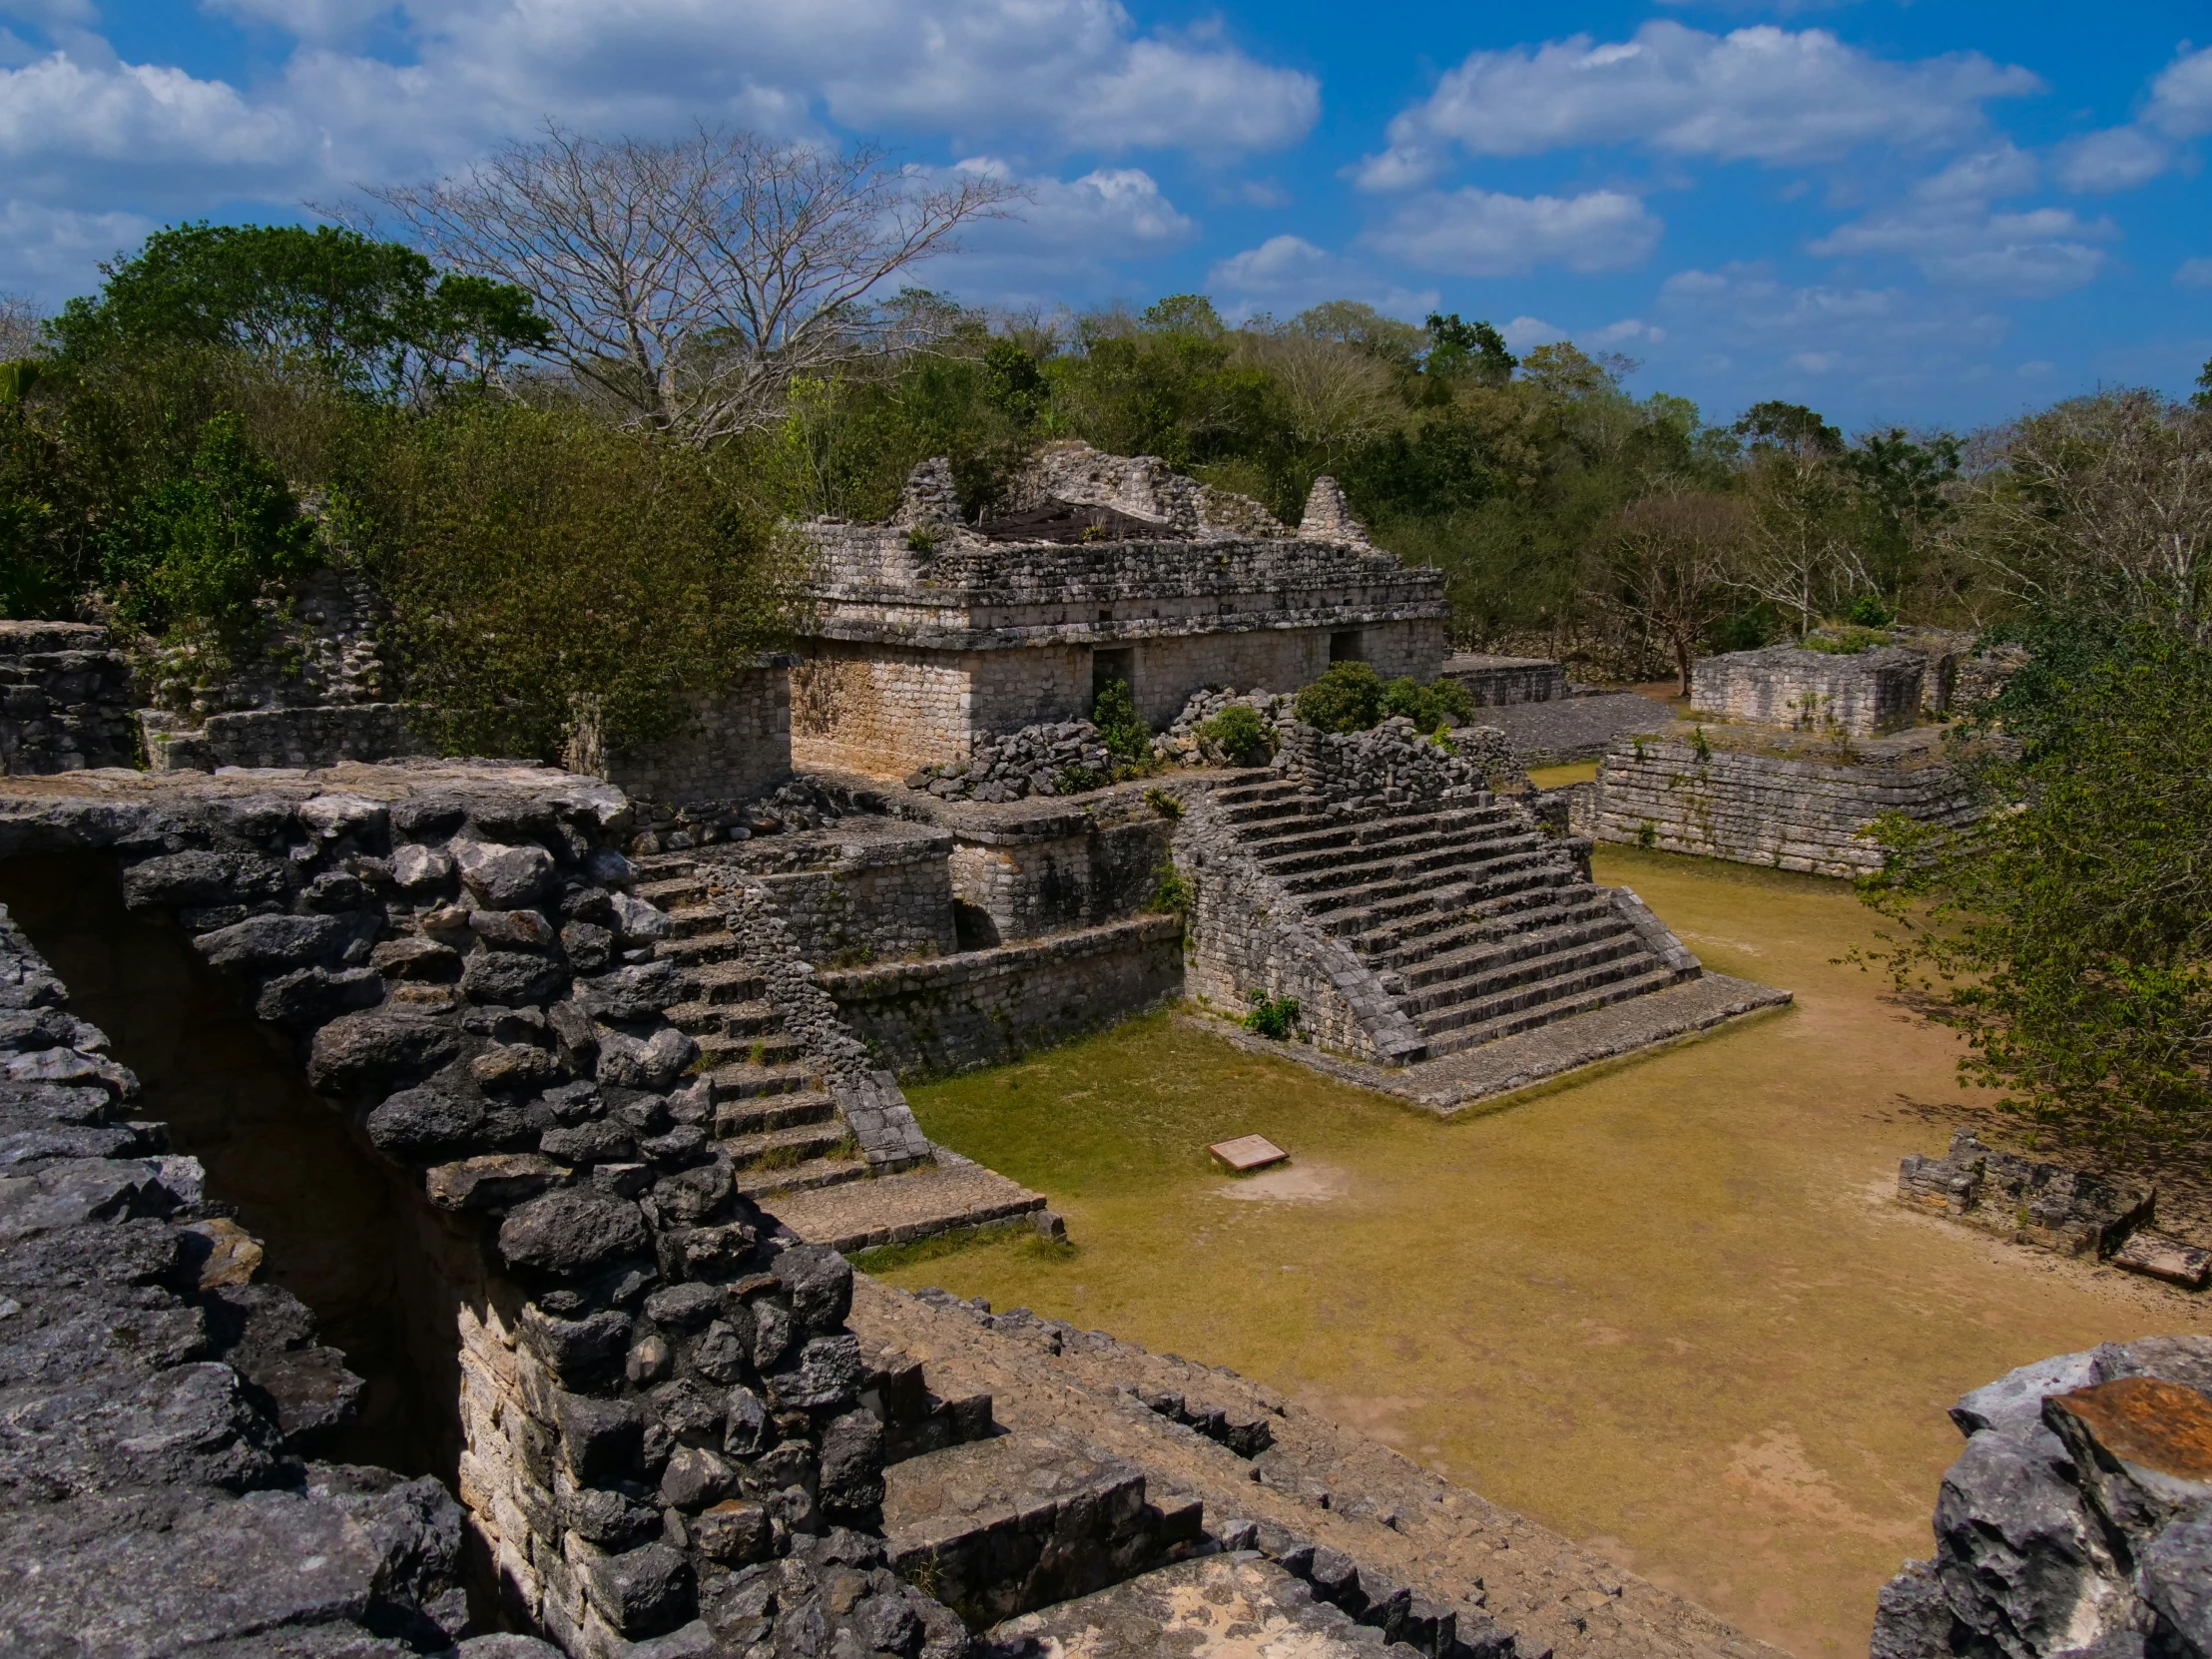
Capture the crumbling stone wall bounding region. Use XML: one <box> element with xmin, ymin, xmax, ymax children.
<box><xmin>1585</xmin><ymin>736</ymin><xmax>1976</xmax><ymax>876</ymax></box>
<box><xmin>1873</xmin><ymin>1337</ymin><xmax>2212</xmax><ymax>1659</ymax></box>
<box><xmin>817</xmin><ymin>915</ymin><xmax>1186</xmax><ymax>1077</ymax></box>
<box><xmin>0</xmin><ymin>903</ymin><xmax>480</xmax><ymax>1653</ymax></box>
<box><xmin>568</xmin><ymin>667</ymin><xmax>795</xmax><ymax>811</ymax></box>
<box><xmin>1439</xmin><ymin>654</ymin><xmax>1569</xmax><ymax>708</ymax></box>
<box><xmin>0</xmin><ymin>764</ymin><xmax>963</xmax><ymax>1658</ymax></box>
<box><xmin>1691</xmin><ymin>645</ymin><xmax>1926</xmax><ymax>737</ymax></box>
<box><xmin>0</xmin><ymin>619</ymin><xmax>137</xmax><ymax>774</ymax></box>
<box><xmin>946</xmin><ymin>814</ymin><xmax>1177</xmax><ymax>946</ymax></box>
<box><xmin>695</xmin><ymin>818</ymin><xmax>958</xmax><ymax>967</ymax></box>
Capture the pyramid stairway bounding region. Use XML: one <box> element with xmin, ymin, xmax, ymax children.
<box><xmin>632</xmin><ymin>856</ymin><xmax>1047</xmax><ymax>1249</ymax></box>
<box><xmin>1209</xmin><ymin>778</ymin><xmax>1693</xmax><ymax>1059</ymax></box>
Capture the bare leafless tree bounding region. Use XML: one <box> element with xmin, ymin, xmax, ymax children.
<box><xmin>366</xmin><ymin>125</ymin><xmax>1017</xmax><ymax>445</ymax></box>
<box><xmin>1733</xmin><ymin>448</ymin><xmax>1876</xmax><ymax>636</ymax></box>
<box><xmin>1951</xmin><ymin>389</ymin><xmax>2212</xmax><ymax>643</ymax></box>
<box><xmin>1237</xmin><ymin>329</ymin><xmax>1398</xmax><ymax>467</ymax></box>
<box><xmin>0</xmin><ymin>295</ymin><xmax>42</xmax><ymax>361</ymax></box>
<box><xmin>1592</xmin><ymin>492</ymin><xmax>1752</xmax><ymax>695</ymax></box>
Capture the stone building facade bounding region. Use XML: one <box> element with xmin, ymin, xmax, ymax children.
<box><xmin>1691</xmin><ymin>645</ymin><xmax>1927</xmax><ymax>738</ymax></box>
<box><xmin>791</xmin><ymin>446</ymin><xmax>1450</xmax><ymax>778</ymax></box>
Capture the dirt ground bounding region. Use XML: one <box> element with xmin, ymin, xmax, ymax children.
<box><xmin>879</xmin><ymin>845</ymin><xmax>2212</xmax><ymax>1659</ymax></box>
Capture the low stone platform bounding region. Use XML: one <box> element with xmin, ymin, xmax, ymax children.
<box><xmin>1188</xmin><ymin>971</ymin><xmax>1792</xmax><ymax>1116</ymax></box>
<box><xmin>1473</xmin><ymin>692</ymin><xmax>1674</xmax><ymax>766</ymax></box>
<box><xmin>1439</xmin><ymin>653</ymin><xmax>1569</xmax><ymax>709</ymax></box>
<box><xmin>987</xmin><ymin>1554</ymin><xmax>1425</xmax><ymax>1659</ymax></box>
<box><xmin>761</xmin><ymin>1154</ymin><xmax>1049</xmax><ymax>1254</ymax></box>
<box><xmin>853</xmin><ymin>1279</ymin><xmax>1783</xmax><ymax>1659</ymax></box>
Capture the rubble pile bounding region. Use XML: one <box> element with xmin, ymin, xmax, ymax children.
<box><xmin>902</xmin><ymin>723</ymin><xmax>1115</xmax><ymax>803</ymax></box>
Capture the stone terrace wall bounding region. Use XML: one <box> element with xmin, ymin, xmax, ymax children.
<box><xmin>145</xmin><ymin>702</ymin><xmax>430</xmax><ymax>773</ymax></box>
<box><xmin>1588</xmin><ymin>736</ymin><xmax>1976</xmax><ymax>876</ymax></box>
<box><xmin>792</xmin><ymin>641</ymin><xmax>979</xmax><ymax>774</ymax></box>
<box><xmin>0</xmin><ymin>620</ymin><xmax>137</xmax><ymax>774</ymax></box>
<box><xmin>572</xmin><ymin>667</ymin><xmax>794</xmax><ymax>811</ymax></box>
<box><xmin>1439</xmin><ymin>654</ymin><xmax>1569</xmax><ymax>708</ymax></box>
<box><xmin>817</xmin><ymin>914</ymin><xmax>1185</xmax><ymax>1077</ymax></box>
<box><xmin>0</xmin><ymin>904</ymin><xmax>491</xmax><ymax>1653</ymax></box>
<box><xmin>697</xmin><ymin>818</ymin><xmax>958</xmax><ymax>968</ymax></box>
<box><xmin>1692</xmin><ymin>646</ymin><xmax>1926</xmax><ymax>737</ymax></box>
<box><xmin>0</xmin><ymin>763</ymin><xmax>966</xmax><ymax>1658</ymax></box>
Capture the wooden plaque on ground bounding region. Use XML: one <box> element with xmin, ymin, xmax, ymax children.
<box><xmin>1209</xmin><ymin>1135</ymin><xmax>1288</xmax><ymax>1172</ymax></box>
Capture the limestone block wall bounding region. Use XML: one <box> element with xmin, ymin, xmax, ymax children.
<box><xmin>817</xmin><ymin>915</ymin><xmax>1185</xmax><ymax>1076</ymax></box>
<box><xmin>1691</xmin><ymin>646</ymin><xmax>1926</xmax><ymax>737</ymax></box>
<box><xmin>947</xmin><ymin>815</ymin><xmax>1176</xmax><ymax>945</ymax></box>
<box><xmin>1588</xmin><ymin>737</ymin><xmax>1977</xmax><ymax>876</ymax></box>
<box><xmin>963</xmin><ymin>645</ymin><xmax>1093</xmax><ymax>739</ymax></box>
<box><xmin>569</xmin><ymin>667</ymin><xmax>793</xmax><ymax>809</ymax></box>
<box><xmin>792</xmin><ymin>642</ymin><xmax>974</xmax><ymax>775</ymax></box>
<box><xmin>0</xmin><ymin>763</ymin><xmax>957</xmax><ymax>1658</ymax></box>
<box><xmin>0</xmin><ymin>619</ymin><xmax>137</xmax><ymax>774</ymax></box>
<box><xmin>145</xmin><ymin>703</ymin><xmax>431</xmax><ymax>773</ymax></box>
<box><xmin>699</xmin><ymin>820</ymin><xmax>958</xmax><ymax>966</ymax></box>
<box><xmin>1439</xmin><ymin>654</ymin><xmax>1569</xmax><ymax>707</ymax></box>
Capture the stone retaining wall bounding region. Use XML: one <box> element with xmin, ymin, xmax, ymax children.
<box><xmin>698</xmin><ymin>818</ymin><xmax>958</xmax><ymax>968</ymax></box>
<box><xmin>0</xmin><ymin>762</ymin><xmax>963</xmax><ymax>1658</ymax></box>
<box><xmin>1439</xmin><ymin>654</ymin><xmax>1569</xmax><ymax>707</ymax></box>
<box><xmin>1585</xmin><ymin>736</ymin><xmax>1976</xmax><ymax>876</ymax></box>
<box><xmin>0</xmin><ymin>619</ymin><xmax>137</xmax><ymax>774</ymax></box>
<box><xmin>1691</xmin><ymin>646</ymin><xmax>1925</xmax><ymax>737</ymax></box>
<box><xmin>817</xmin><ymin>914</ymin><xmax>1186</xmax><ymax>1077</ymax></box>
<box><xmin>569</xmin><ymin>666</ymin><xmax>794</xmax><ymax>810</ymax></box>
<box><xmin>144</xmin><ymin>701</ymin><xmax>430</xmax><ymax>772</ymax></box>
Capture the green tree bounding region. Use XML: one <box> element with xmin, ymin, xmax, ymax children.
<box><xmin>100</xmin><ymin>411</ymin><xmax>318</xmax><ymax>648</ymax></box>
<box><xmin>1859</xmin><ymin>622</ymin><xmax>2212</xmax><ymax>1155</ymax></box>
<box><xmin>49</xmin><ymin>223</ymin><xmax>549</xmax><ymax>397</ymax></box>
<box><xmin>1422</xmin><ymin>312</ymin><xmax>1516</xmax><ymax>388</ymax></box>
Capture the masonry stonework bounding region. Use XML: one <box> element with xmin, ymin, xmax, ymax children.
<box><xmin>0</xmin><ymin>620</ymin><xmax>138</xmax><ymax>774</ymax></box>
<box><xmin>1691</xmin><ymin>645</ymin><xmax>1927</xmax><ymax>738</ymax></box>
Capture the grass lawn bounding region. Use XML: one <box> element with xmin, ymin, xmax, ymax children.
<box><xmin>878</xmin><ymin>846</ymin><xmax>2212</xmax><ymax>1659</ymax></box>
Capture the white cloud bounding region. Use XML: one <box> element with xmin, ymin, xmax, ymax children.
<box><xmin>906</xmin><ymin>162</ymin><xmax>1196</xmax><ymax>304</ymax></box>
<box><xmin>1811</xmin><ymin>144</ymin><xmax>2116</xmax><ymax>297</ymax></box>
<box><xmin>1205</xmin><ymin>235</ymin><xmax>1436</xmax><ymax>322</ymax></box>
<box><xmin>0</xmin><ymin>51</ymin><xmax>291</xmax><ymax>167</ymax></box>
<box><xmin>1368</xmin><ymin>188</ymin><xmax>1663</xmax><ymax>276</ymax></box>
<box><xmin>0</xmin><ymin>199</ymin><xmax>155</xmax><ymax>294</ymax></box>
<box><xmin>2057</xmin><ymin>43</ymin><xmax>2212</xmax><ymax>194</ymax></box>
<box><xmin>1500</xmin><ymin>313</ymin><xmax>1661</xmax><ymax>353</ymax></box>
<box><xmin>1658</xmin><ymin>261</ymin><xmax>2008</xmax><ymax>389</ymax></box>
<box><xmin>1354</xmin><ymin>21</ymin><xmax>2038</xmax><ymax>190</ymax></box>
<box><xmin>2179</xmin><ymin>258</ymin><xmax>2212</xmax><ymax>289</ymax></box>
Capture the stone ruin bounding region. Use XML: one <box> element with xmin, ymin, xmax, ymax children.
<box><xmin>789</xmin><ymin>445</ymin><xmax>1451</xmax><ymax>780</ymax></box>
<box><xmin>1899</xmin><ymin>1130</ymin><xmax>2210</xmax><ymax>1290</ymax></box>
<box><xmin>1874</xmin><ymin>1337</ymin><xmax>2212</xmax><ymax>1659</ymax></box>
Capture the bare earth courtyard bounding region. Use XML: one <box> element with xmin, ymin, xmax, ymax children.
<box><xmin>879</xmin><ymin>845</ymin><xmax>2212</xmax><ymax>1659</ymax></box>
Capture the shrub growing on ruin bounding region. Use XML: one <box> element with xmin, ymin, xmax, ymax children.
<box><xmin>338</xmin><ymin>398</ymin><xmax>796</xmax><ymax>763</ymax></box>
<box><xmin>1197</xmin><ymin>703</ymin><xmax>1272</xmax><ymax>766</ymax></box>
<box><xmin>1295</xmin><ymin>662</ymin><xmax>1472</xmax><ymax>737</ymax></box>
<box><xmin>1091</xmin><ymin>678</ymin><xmax>1154</xmax><ymax>771</ymax></box>
<box><xmin>1243</xmin><ymin>991</ymin><xmax>1301</xmax><ymax>1040</ymax></box>
<box><xmin>1858</xmin><ymin>621</ymin><xmax>2212</xmax><ymax>1155</ymax></box>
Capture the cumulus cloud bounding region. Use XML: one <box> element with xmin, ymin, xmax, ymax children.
<box><xmin>1205</xmin><ymin>235</ymin><xmax>1437</xmax><ymax>322</ymax></box>
<box><xmin>0</xmin><ymin>51</ymin><xmax>292</xmax><ymax>169</ymax></box>
<box><xmin>1501</xmin><ymin>313</ymin><xmax>1663</xmax><ymax>353</ymax></box>
<box><xmin>1659</xmin><ymin>261</ymin><xmax>2008</xmax><ymax>388</ymax></box>
<box><xmin>1354</xmin><ymin>21</ymin><xmax>2038</xmax><ymax>190</ymax></box>
<box><xmin>1811</xmin><ymin>144</ymin><xmax>2116</xmax><ymax>297</ymax></box>
<box><xmin>1368</xmin><ymin>187</ymin><xmax>1663</xmax><ymax>276</ymax></box>
<box><xmin>0</xmin><ymin>199</ymin><xmax>156</xmax><ymax>294</ymax></box>
<box><xmin>2057</xmin><ymin>43</ymin><xmax>2212</xmax><ymax>194</ymax></box>
<box><xmin>905</xmin><ymin>161</ymin><xmax>1196</xmax><ymax>304</ymax></box>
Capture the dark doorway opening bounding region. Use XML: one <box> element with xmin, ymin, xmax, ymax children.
<box><xmin>0</xmin><ymin>852</ymin><xmax>471</xmax><ymax>1485</ymax></box>
<box><xmin>1330</xmin><ymin>630</ymin><xmax>1365</xmax><ymax>664</ymax></box>
<box><xmin>1092</xmin><ymin>647</ymin><xmax>1135</xmax><ymax>710</ymax></box>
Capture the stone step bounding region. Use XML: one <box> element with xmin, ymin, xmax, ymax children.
<box><xmin>1384</xmin><ymin>906</ymin><xmax>1637</xmax><ymax>984</ymax></box>
<box><xmin>1421</xmin><ymin>966</ymin><xmax>1684</xmax><ymax>1057</ymax></box>
<box><xmin>880</xmin><ymin>1431</ymin><xmax>1202</xmax><ymax>1627</ymax></box>
<box><xmin>1257</xmin><ymin>818</ymin><xmax>1529</xmax><ymax>878</ymax></box>
<box><xmin>714</xmin><ymin>1088</ymin><xmax>840</xmax><ymax>1139</ymax></box>
<box><xmin>1316</xmin><ymin>864</ymin><xmax>1578</xmax><ymax>943</ymax></box>
<box><xmin>1299</xmin><ymin>845</ymin><xmax>1561</xmax><ymax>919</ymax></box>
<box><xmin>756</xmin><ymin>1156</ymin><xmax>1049</xmax><ymax>1256</ymax></box>
<box><xmin>732</xmin><ymin>1153</ymin><xmax>869</xmax><ymax>1201</ymax></box>
<box><xmin>695</xmin><ymin>1030</ymin><xmax>809</xmax><ymax>1069</ymax></box>
<box><xmin>664</xmin><ymin>903</ymin><xmax>727</xmax><ymax>941</ymax></box>
<box><xmin>1355</xmin><ymin>887</ymin><xmax>1618</xmax><ymax>962</ymax></box>
<box><xmin>718</xmin><ymin>1119</ymin><xmax>853</xmax><ymax>1173</ymax></box>
<box><xmin>686</xmin><ymin>961</ymin><xmax>770</xmax><ymax>1005</ymax></box>
<box><xmin>1248</xmin><ymin>805</ymin><xmax>1518</xmax><ymax>866</ymax></box>
<box><xmin>1419</xmin><ymin>961</ymin><xmax>1680</xmax><ymax>1048</ymax></box>
<box><xmin>706</xmin><ymin>1059</ymin><xmax>818</xmax><ymax>1100</ymax></box>
<box><xmin>1400</xmin><ymin>928</ymin><xmax>1652</xmax><ymax>1012</ymax></box>
<box><xmin>664</xmin><ymin>996</ymin><xmax>785</xmax><ymax>1040</ymax></box>
<box><xmin>634</xmin><ymin>874</ymin><xmax>705</xmax><ymax>908</ymax></box>
<box><xmin>1275</xmin><ymin>831</ymin><xmax>1552</xmax><ymax>897</ymax></box>
<box><xmin>660</xmin><ymin>931</ymin><xmax>744</xmax><ymax>969</ymax></box>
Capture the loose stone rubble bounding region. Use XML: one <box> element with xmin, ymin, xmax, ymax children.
<box><xmin>1873</xmin><ymin>1337</ymin><xmax>2212</xmax><ymax>1659</ymax></box>
<box><xmin>902</xmin><ymin>721</ymin><xmax>1115</xmax><ymax>803</ymax></box>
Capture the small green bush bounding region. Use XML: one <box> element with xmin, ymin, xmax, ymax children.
<box><xmin>1295</xmin><ymin>661</ymin><xmax>1382</xmax><ymax>733</ymax></box>
<box><xmin>1144</xmin><ymin>787</ymin><xmax>1183</xmax><ymax>819</ymax></box>
<box><xmin>1802</xmin><ymin>625</ymin><xmax>1891</xmax><ymax>656</ymax></box>
<box><xmin>1846</xmin><ymin>592</ymin><xmax>1897</xmax><ymax>628</ymax></box>
<box><xmin>1149</xmin><ymin>860</ymin><xmax>1194</xmax><ymax>915</ymax></box>
<box><xmin>1197</xmin><ymin>702</ymin><xmax>1272</xmax><ymax>765</ymax></box>
<box><xmin>1382</xmin><ymin>674</ymin><xmax>1475</xmax><ymax>732</ymax></box>
<box><xmin>1243</xmin><ymin>991</ymin><xmax>1301</xmax><ymax>1039</ymax></box>
<box><xmin>1092</xmin><ymin>677</ymin><xmax>1152</xmax><ymax>765</ymax></box>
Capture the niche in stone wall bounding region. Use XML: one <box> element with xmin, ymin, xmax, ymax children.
<box><xmin>0</xmin><ymin>851</ymin><xmax>480</xmax><ymax>1484</ymax></box>
<box><xmin>1330</xmin><ymin>629</ymin><xmax>1365</xmax><ymax>664</ymax></box>
<box><xmin>1091</xmin><ymin>647</ymin><xmax>1135</xmax><ymax>710</ymax></box>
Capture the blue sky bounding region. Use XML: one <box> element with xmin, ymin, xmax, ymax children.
<box><xmin>2</xmin><ymin>0</ymin><xmax>2207</xmax><ymax>432</ymax></box>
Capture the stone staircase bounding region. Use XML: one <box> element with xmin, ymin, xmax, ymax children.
<box><xmin>632</xmin><ymin>855</ymin><xmax>1050</xmax><ymax>1250</ymax></box>
<box><xmin>1211</xmin><ymin>777</ymin><xmax>1693</xmax><ymax>1059</ymax></box>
